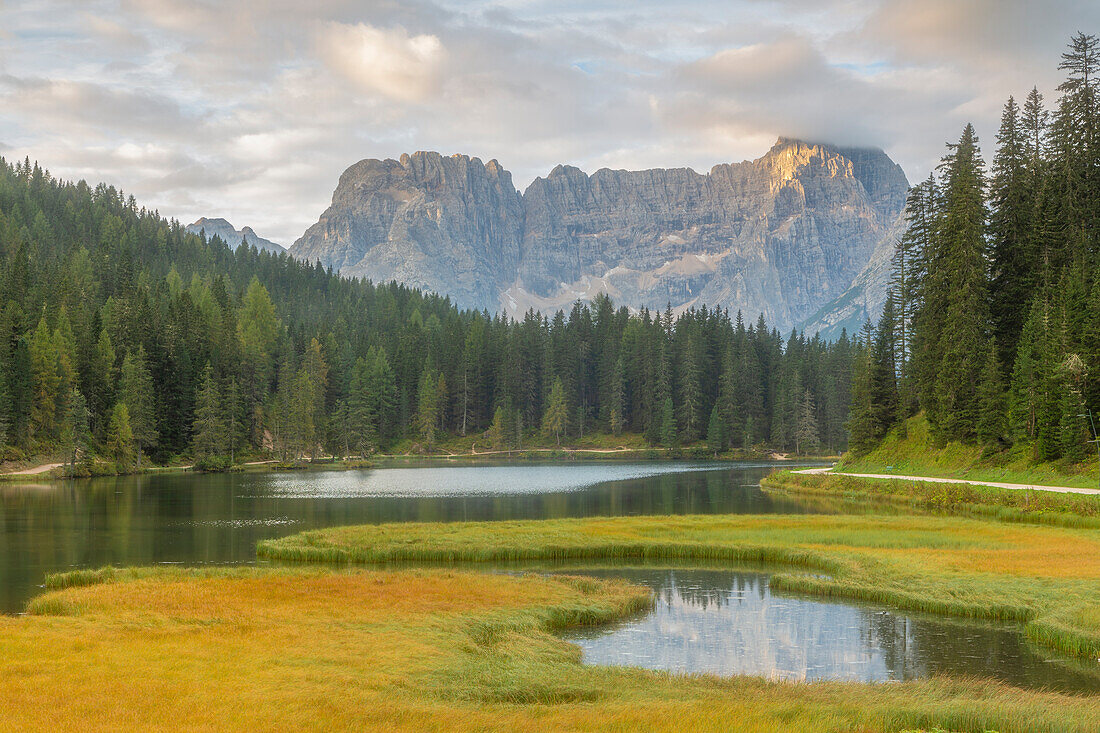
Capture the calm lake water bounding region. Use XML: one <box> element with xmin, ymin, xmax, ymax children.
<box><xmin>563</xmin><ymin>567</ymin><xmax>1100</xmax><ymax>693</ymax></box>
<box><xmin>2</xmin><ymin>461</ymin><xmax>1095</xmax><ymax>692</ymax></box>
<box><xmin>0</xmin><ymin>461</ymin><xmax>813</xmax><ymax>612</ymax></box>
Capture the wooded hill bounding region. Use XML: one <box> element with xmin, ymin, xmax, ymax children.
<box><xmin>850</xmin><ymin>33</ymin><xmax>1100</xmax><ymax>465</ymax></box>
<box><xmin>0</xmin><ymin>158</ymin><xmax>854</xmax><ymax>471</ymax></box>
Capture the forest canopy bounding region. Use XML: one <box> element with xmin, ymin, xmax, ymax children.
<box><xmin>849</xmin><ymin>33</ymin><xmax>1100</xmax><ymax>463</ymax></box>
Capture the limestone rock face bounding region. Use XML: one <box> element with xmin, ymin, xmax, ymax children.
<box><xmin>292</xmin><ymin>152</ymin><xmax>524</xmax><ymax>310</ymax></box>
<box><xmin>291</xmin><ymin>139</ymin><xmax>908</xmax><ymax>332</ymax></box>
<box><xmin>187</xmin><ymin>217</ymin><xmax>285</xmax><ymax>254</ymax></box>
<box><xmin>798</xmin><ymin>211</ymin><xmax>906</xmax><ymax>341</ymax></box>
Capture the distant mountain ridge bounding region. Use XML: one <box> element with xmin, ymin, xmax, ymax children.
<box><xmin>291</xmin><ymin>139</ymin><xmax>907</xmax><ymax>334</ymax></box>
<box><xmin>187</xmin><ymin>217</ymin><xmax>285</xmax><ymax>254</ymax></box>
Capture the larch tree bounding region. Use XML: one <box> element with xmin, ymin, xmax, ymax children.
<box><xmin>106</xmin><ymin>402</ymin><xmax>135</xmax><ymax>470</ymax></box>
<box><xmin>541</xmin><ymin>377</ymin><xmax>569</xmax><ymax>446</ymax></box>
<box><xmin>119</xmin><ymin>346</ymin><xmax>157</xmax><ymax>468</ymax></box>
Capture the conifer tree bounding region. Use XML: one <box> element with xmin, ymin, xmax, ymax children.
<box><xmin>706</xmin><ymin>403</ymin><xmax>725</xmax><ymax>456</ymax></box>
<box><xmin>487</xmin><ymin>405</ymin><xmax>507</xmax><ymax>450</ymax></box>
<box><xmin>976</xmin><ymin>345</ymin><xmax>1007</xmax><ymax>447</ymax></box>
<box><xmin>1009</xmin><ymin>302</ymin><xmax>1042</xmax><ymax>442</ymax></box>
<box><xmin>343</xmin><ymin>357</ymin><xmax>377</xmax><ymax>455</ymax></box>
<box><xmin>608</xmin><ymin>353</ymin><xmax>625</xmax><ymax>436</ymax></box>
<box><xmin>1022</xmin><ymin>87</ymin><xmax>1049</xmax><ymax>165</ymax></box>
<box><xmin>28</xmin><ymin>316</ymin><xmax>59</xmax><ymax>440</ymax></box>
<box><xmin>65</xmin><ymin>388</ymin><xmax>90</xmax><ymax>474</ymax></box>
<box><xmin>107</xmin><ymin>402</ymin><xmax>135</xmax><ymax>470</ymax></box>
<box><xmin>119</xmin><ymin>346</ymin><xmax>157</xmax><ymax>468</ymax></box>
<box><xmin>237</xmin><ymin>277</ymin><xmax>279</xmax><ymax>444</ymax></box>
<box><xmin>868</xmin><ymin>303</ymin><xmax>900</xmax><ymax>439</ymax></box>
<box><xmin>659</xmin><ymin>396</ymin><xmax>678</xmax><ymax>448</ymax></box>
<box><xmin>1057</xmin><ymin>353</ymin><xmax>1089</xmax><ymax>460</ymax></box>
<box><xmin>224</xmin><ymin>378</ymin><xmax>242</xmax><ymax>464</ymax></box>
<box><xmin>989</xmin><ymin>96</ymin><xmax>1035</xmax><ymax>368</ymax></box>
<box><xmin>846</xmin><ymin>323</ymin><xmax>877</xmax><ymax>456</ymax></box>
<box><xmin>924</xmin><ymin>124</ymin><xmax>991</xmax><ymax>443</ymax></box>
<box><xmin>795</xmin><ymin>389</ymin><xmax>820</xmax><ymax>455</ymax></box>
<box><xmin>300</xmin><ymin>339</ymin><xmax>329</xmax><ymax>453</ymax></box>
<box><xmin>290</xmin><ymin>368</ymin><xmax>317</xmax><ymax>458</ymax></box>
<box><xmin>677</xmin><ymin>333</ymin><xmax>703</xmax><ymax>443</ymax></box>
<box><xmin>366</xmin><ymin>346</ymin><xmax>397</xmax><ymax>447</ymax></box>
<box><xmin>0</xmin><ymin>368</ymin><xmax>10</xmax><ymax>449</ymax></box>
<box><xmin>192</xmin><ymin>363</ymin><xmax>226</xmax><ymax>462</ymax></box>
<box><xmin>88</xmin><ymin>327</ymin><xmax>116</xmax><ymax>435</ymax></box>
<box><xmin>416</xmin><ymin>367</ymin><xmax>441</xmax><ymax>450</ymax></box>
<box><xmin>541</xmin><ymin>377</ymin><xmax>568</xmax><ymax>446</ymax></box>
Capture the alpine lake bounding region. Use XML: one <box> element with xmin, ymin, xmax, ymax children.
<box><xmin>2</xmin><ymin>460</ymin><xmax>1097</xmax><ymax>692</ymax></box>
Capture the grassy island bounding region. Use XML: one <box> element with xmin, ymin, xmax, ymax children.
<box><xmin>259</xmin><ymin>514</ymin><xmax>1100</xmax><ymax>661</ymax></box>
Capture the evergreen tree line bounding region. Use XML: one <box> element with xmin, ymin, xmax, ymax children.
<box><xmin>0</xmin><ymin>157</ymin><xmax>855</xmax><ymax>469</ymax></box>
<box><xmin>850</xmin><ymin>33</ymin><xmax>1100</xmax><ymax>463</ymax></box>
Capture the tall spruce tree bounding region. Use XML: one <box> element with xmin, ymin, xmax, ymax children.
<box><xmin>192</xmin><ymin>363</ymin><xmax>226</xmax><ymax>462</ymax></box>
<box><xmin>989</xmin><ymin>96</ymin><xmax>1035</xmax><ymax>368</ymax></box>
<box><xmin>976</xmin><ymin>345</ymin><xmax>1007</xmax><ymax>447</ymax></box>
<box><xmin>924</xmin><ymin>124</ymin><xmax>991</xmax><ymax>443</ymax></box>
<box><xmin>65</xmin><ymin>388</ymin><xmax>90</xmax><ymax>473</ymax></box>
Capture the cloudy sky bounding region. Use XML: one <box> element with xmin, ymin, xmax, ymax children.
<box><xmin>1</xmin><ymin>0</ymin><xmax>1097</xmax><ymax>245</ymax></box>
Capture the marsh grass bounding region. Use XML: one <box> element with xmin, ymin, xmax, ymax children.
<box><xmin>5</xmin><ymin>566</ymin><xmax>1100</xmax><ymax>732</ymax></box>
<box><xmin>259</xmin><ymin>513</ymin><xmax>1100</xmax><ymax>659</ymax></box>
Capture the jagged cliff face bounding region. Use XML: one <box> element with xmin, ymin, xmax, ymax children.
<box><xmin>799</xmin><ymin>213</ymin><xmax>906</xmax><ymax>341</ymax></box>
<box><xmin>187</xmin><ymin>217</ymin><xmax>285</xmax><ymax>253</ymax></box>
<box><xmin>292</xmin><ymin>152</ymin><xmax>523</xmax><ymax>310</ymax></box>
<box><xmin>292</xmin><ymin>139</ymin><xmax>908</xmax><ymax>331</ymax></box>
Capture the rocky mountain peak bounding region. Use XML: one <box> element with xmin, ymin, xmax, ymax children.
<box><xmin>291</xmin><ymin>140</ymin><xmax>909</xmax><ymax>333</ymax></box>
<box><xmin>186</xmin><ymin>217</ymin><xmax>285</xmax><ymax>254</ymax></box>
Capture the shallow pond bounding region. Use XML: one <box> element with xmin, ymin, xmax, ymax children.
<box><xmin>562</xmin><ymin>567</ymin><xmax>1100</xmax><ymax>693</ymax></box>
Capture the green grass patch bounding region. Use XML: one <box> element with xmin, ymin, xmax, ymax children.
<box><xmin>762</xmin><ymin>470</ymin><xmax>1100</xmax><ymax>528</ymax></box>
<box><xmin>842</xmin><ymin>414</ymin><xmax>1100</xmax><ymax>490</ymax></box>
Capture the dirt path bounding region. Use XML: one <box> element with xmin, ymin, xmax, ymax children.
<box><xmin>793</xmin><ymin>467</ymin><xmax>1100</xmax><ymax>495</ymax></box>
<box><xmin>2</xmin><ymin>462</ymin><xmax>64</xmax><ymax>476</ymax></box>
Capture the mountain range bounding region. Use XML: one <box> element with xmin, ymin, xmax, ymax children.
<box><xmin>241</xmin><ymin>138</ymin><xmax>909</xmax><ymax>337</ymax></box>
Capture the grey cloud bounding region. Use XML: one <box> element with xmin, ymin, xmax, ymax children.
<box><xmin>1</xmin><ymin>74</ymin><xmax>204</xmax><ymax>140</ymax></box>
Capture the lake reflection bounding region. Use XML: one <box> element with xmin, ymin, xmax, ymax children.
<box><xmin>0</xmin><ymin>461</ymin><xmax>816</xmax><ymax>613</ymax></box>
<box><xmin>565</xmin><ymin>568</ymin><xmax>1100</xmax><ymax>693</ymax></box>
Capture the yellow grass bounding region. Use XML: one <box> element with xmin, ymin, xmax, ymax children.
<box><xmin>3</xmin><ymin>566</ymin><xmax>1099</xmax><ymax>732</ymax></box>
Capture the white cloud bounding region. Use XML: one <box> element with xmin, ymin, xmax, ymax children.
<box><xmin>319</xmin><ymin>22</ymin><xmax>445</xmax><ymax>103</ymax></box>
<box><xmin>0</xmin><ymin>0</ymin><xmax>1098</xmax><ymax>244</ymax></box>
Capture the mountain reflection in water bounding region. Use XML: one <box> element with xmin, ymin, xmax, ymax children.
<box><xmin>565</xmin><ymin>568</ymin><xmax>1100</xmax><ymax>693</ymax></box>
